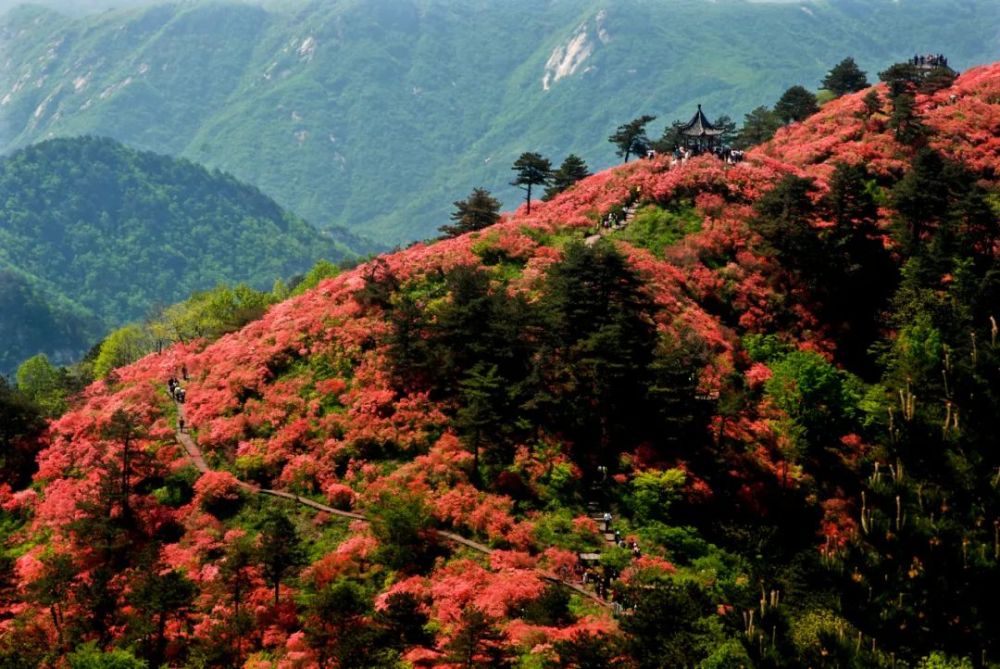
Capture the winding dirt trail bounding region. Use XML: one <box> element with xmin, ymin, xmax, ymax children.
<box><xmin>172</xmin><ymin>400</ymin><xmax>606</xmax><ymax>606</ymax></box>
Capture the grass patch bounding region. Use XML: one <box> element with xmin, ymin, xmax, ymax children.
<box><xmin>613</xmin><ymin>202</ymin><xmax>702</xmax><ymax>257</ymax></box>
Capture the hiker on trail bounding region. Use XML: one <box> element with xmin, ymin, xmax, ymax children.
<box><xmin>181</xmin><ymin>365</ymin><xmax>188</xmax><ymax>381</ymax></box>
<box><xmin>178</xmin><ymin>418</ymin><xmax>185</xmax><ymax>433</ymax></box>
<box><xmin>603</xmin><ymin>512</ymin><xmax>612</xmax><ymax>530</ymax></box>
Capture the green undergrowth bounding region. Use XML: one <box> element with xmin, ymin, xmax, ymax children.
<box><xmin>612</xmin><ymin>201</ymin><xmax>702</xmax><ymax>258</ymax></box>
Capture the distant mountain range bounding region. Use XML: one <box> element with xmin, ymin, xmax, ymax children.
<box><xmin>0</xmin><ymin>135</ymin><xmax>358</xmax><ymax>373</ymax></box>
<box><xmin>2</xmin><ymin>0</ymin><xmax>998</xmax><ymax>243</ymax></box>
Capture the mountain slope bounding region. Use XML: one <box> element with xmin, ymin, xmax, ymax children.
<box><xmin>2</xmin><ymin>0</ymin><xmax>999</xmax><ymax>242</ymax></box>
<box><xmin>3</xmin><ymin>65</ymin><xmax>998</xmax><ymax>666</ymax></box>
<box><xmin>0</xmin><ymin>135</ymin><xmax>359</xmax><ymax>373</ymax></box>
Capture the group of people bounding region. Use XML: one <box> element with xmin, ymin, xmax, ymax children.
<box><xmin>912</xmin><ymin>53</ymin><xmax>949</xmax><ymax>68</ymax></box>
<box><xmin>601</xmin><ymin>210</ymin><xmax>625</xmax><ymax>229</ymax></box>
<box><xmin>576</xmin><ymin>561</ymin><xmax>636</xmax><ymax>615</ymax></box>
<box><xmin>167</xmin><ymin>374</ymin><xmax>187</xmax><ymax>404</ymax></box>
<box><xmin>667</xmin><ymin>145</ymin><xmax>745</xmax><ymax>168</ymax></box>
<box><xmin>612</xmin><ymin>530</ymin><xmax>643</xmax><ymax>558</ymax></box>
<box><xmin>567</xmin><ymin>509</ymin><xmax>646</xmax><ymax>611</ymax></box>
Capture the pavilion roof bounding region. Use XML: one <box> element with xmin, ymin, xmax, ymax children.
<box><xmin>679</xmin><ymin>104</ymin><xmax>723</xmax><ymax>137</ymax></box>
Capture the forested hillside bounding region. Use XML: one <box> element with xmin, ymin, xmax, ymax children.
<box><xmin>2</xmin><ymin>0</ymin><xmax>998</xmax><ymax>241</ymax></box>
<box><xmin>0</xmin><ymin>136</ymin><xmax>359</xmax><ymax>373</ymax></box>
<box><xmin>1</xmin><ymin>63</ymin><xmax>997</xmax><ymax>667</ymax></box>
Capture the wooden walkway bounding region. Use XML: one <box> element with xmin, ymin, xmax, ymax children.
<box><xmin>172</xmin><ymin>399</ymin><xmax>605</xmax><ymax>606</ymax></box>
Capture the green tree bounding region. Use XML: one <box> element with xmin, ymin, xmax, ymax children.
<box><xmin>0</xmin><ymin>377</ymin><xmax>45</xmax><ymax>489</ymax></box>
<box><xmin>302</xmin><ymin>578</ymin><xmax>396</xmax><ymax>669</ymax></box>
<box><xmin>628</xmin><ymin>468</ymin><xmax>686</xmax><ymax>524</ymax></box>
<box><xmin>891</xmin><ymin>149</ymin><xmax>953</xmax><ymax>253</ymax></box>
<box><xmin>93</xmin><ymin>324</ymin><xmax>153</xmax><ymax>378</ymax></box>
<box><xmin>440</xmin><ymin>187</ymin><xmax>502</xmax><ymax>237</ymax></box>
<box><xmin>544</xmin><ymin>154</ymin><xmax>591</xmax><ymax>200</ymax></box>
<box><xmin>15</xmin><ymin>353</ymin><xmax>67</xmax><ymax>416</ymax></box>
<box><xmin>67</xmin><ymin>643</ymin><xmax>146</xmax><ymax>669</ymax></box>
<box><xmin>444</xmin><ymin>607</ymin><xmax>515</xmax><ymax>669</ymax></box>
<box><xmin>537</xmin><ymin>240</ymin><xmax>659</xmax><ymax>470</ymax></box>
<box><xmin>652</xmin><ymin>119</ymin><xmax>686</xmax><ymax>153</ymax></box>
<box><xmin>751</xmin><ymin>174</ymin><xmax>821</xmax><ymax>262</ymax></box>
<box><xmin>374</xmin><ymin>591</ymin><xmax>433</xmax><ymax>649</ymax></box>
<box><xmin>713</xmin><ymin>114</ymin><xmax>738</xmax><ymax>146</ymax></box>
<box><xmin>736</xmin><ymin>106</ymin><xmax>781</xmax><ymax>147</ymax></box>
<box><xmin>919</xmin><ymin>66</ymin><xmax>957</xmax><ymax>94</ymax></box>
<box><xmin>821</xmin><ymin>57</ymin><xmax>869</xmax><ymax>96</ymax></box>
<box><xmin>100</xmin><ymin>408</ymin><xmax>149</xmax><ymax>522</ymax></box>
<box><xmin>620</xmin><ymin>582</ymin><xmax>717</xmax><ymax>669</ymax></box>
<box><xmin>608</xmin><ymin>115</ymin><xmax>657</xmax><ymax>163</ymax></box>
<box><xmin>128</xmin><ymin>565</ymin><xmax>196</xmax><ymax>667</ymax></box>
<box><xmin>550</xmin><ymin>630</ymin><xmax>626</xmax><ymax>668</ymax></box>
<box><xmin>455</xmin><ymin>362</ymin><xmax>504</xmax><ymax>483</ymax></box>
<box><xmin>25</xmin><ymin>552</ymin><xmax>76</xmax><ymax>652</ymax></box>
<box><xmin>257</xmin><ymin>506</ymin><xmax>307</xmax><ymax>605</ymax></box>
<box><xmin>290</xmin><ymin>259</ymin><xmax>341</xmax><ymax>296</ymax></box>
<box><xmin>860</xmin><ymin>89</ymin><xmax>882</xmax><ymax>118</ymax></box>
<box><xmin>878</xmin><ymin>62</ymin><xmax>921</xmax><ymax>99</ymax></box>
<box><xmin>367</xmin><ymin>487</ymin><xmax>437</xmax><ymax>572</ymax></box>
<box><xmin>888</xmin><ymin>91</ymin><xmax>926</xmax><ymax>144</ymax></box>
<box><xmin>819</xmin><ymin>162</ymin><xmax>897</xmax><ymax>370</ymax></box>
<box><xmin>510</xmin><ymin>152</ymin><xmax>553</xmax><ymax>215</ymax></box>
<box><xmin>149</xmin><ymin>283</ymin><xmax>276</xmax><ymax>345</ymax></box>
<box><xmin>765</xmin><ymin>350</ymin><xmax>862</xmax><ymax>447</ymax></box>
<box><xmin>774</xmin><ymin>85</ymin><xmax>819</xmax><ymax>123</ymax></box>
<box><xmin>219</xmin><ymin>534</ymin><xmax>257</xmax><ymax>664</ymax></box>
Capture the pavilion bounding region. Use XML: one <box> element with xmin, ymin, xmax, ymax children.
<box><xmin>678</xmin><ymin>104</ymin><xmax>724</xmax><ymax>152</ymax></box>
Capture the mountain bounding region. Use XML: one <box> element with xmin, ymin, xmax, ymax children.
<box><xmin>0</xmin><ymin>135</ymin><xmax>360</xmax><ymax>373</ymax></box>
<box><xmin>2</xmin><ymin>64</ymin><xmax>997</xmax><ymax>666</ymax></box>
<box><xmin>2</xmin><ymin>0</ymin><xmax>998</xmax><ymax>243</ymax></box>
<box><xmin>0</xmin><ymin>0</ymin><xmax>153</xmax><ymax>15</ymax></box>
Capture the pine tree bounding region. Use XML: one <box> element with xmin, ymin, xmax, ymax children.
<box><xmin>608</xmin><ymin>115</ymin><xmax>657</xmax><ymax>163</ymax></box>
<box><xmin>878</xmin><ymin>62</ymin><xmax>921</xmax><ymax>99</ymax></box>
<box><xmin>821</xmin><ymin>57</ymin><xmax>869</xmax><ymax>96</ymax></box>
<box><xmin>444</xmin><ymin>607</ymin><xmax>515</xmax><ymax>669</ymax></box>
<box><xmin>510</xmin><ymin>152</ymin><xmax>552</xmax><ymax>214</ymax></box>
<box><xmin>774</xmin><ymin>85</ymin><xmax>819</xmax><ymax>123</ymax></box>
<box><xmin>544</xmin><ymin>154</ymin><xmax>591</xmax><ymax>200</ymax></box>
<box><xmin>713</xmin><ymin>114</ymin><xmax>738</xmax><ymax>146</ymax></box>
<box><xmin>888</xmin><ymin>92</ymin><xmax>927</xmax><ymax>145</ymax></box>
<box><xmin>129</xmin><ymin>562</ymin><xmax>196</xmax><ymax>666</ymax></box>
<box><xmin>652</xmin><ymin>119</ymin><xmax>686</xmax><ymax>153</ymax></box>
<box><xmin>736</xmin><ymin>106</ymin><xmax>781</xmax><ymax>148</ymax></box>
<box><xmin>440</xmin><ymin>187</ymin><xmax>501</xmax><ymax>237</ymax></box>
<box><xmin>258</xmin><ymin>506</ymin><xmax>307</xmax><ymax>605</ymax></box>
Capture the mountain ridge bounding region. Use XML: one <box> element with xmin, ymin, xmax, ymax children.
<box><xmin>3</xmin><ymin>63</ymin><xmax>998</xmax><ymax>666</ymax></box>
<box><xmin>3</xmin><ymin>0</ymin><xmax>999</xmax><ymax>242</ymax></box>
<box><xmin>0</xmin><ymin>135</ymin><xmax>362</xmax><ymax>373</ymax></box>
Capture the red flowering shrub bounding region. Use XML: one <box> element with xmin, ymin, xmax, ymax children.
<box><xmin>193</xmin><ymin>470</ymin><xmax>246</xmax><ymax>517</ymax></box>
